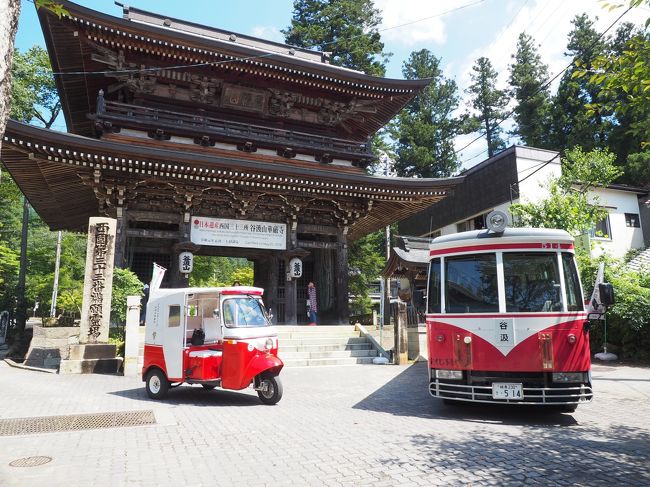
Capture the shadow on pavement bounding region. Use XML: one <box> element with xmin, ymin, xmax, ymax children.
<box><xmin>108</xmin><ymin>384</ymin><xmax>262</xmax><ymax>407</ymax></box>
<box><xmin>353</xmin><ymin>361</ymin><xmax>578</xmax><ymax>426</ymax></box>
<box><xmin>393</xmin><ymin>423</ymin><xmax>650</xmax><ymax>486</ymax></box>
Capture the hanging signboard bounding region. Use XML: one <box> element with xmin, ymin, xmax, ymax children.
<box><xmin>190</xmin><ymin>216</ymin><xmax>287</xmax><ymax>250</ymax></box>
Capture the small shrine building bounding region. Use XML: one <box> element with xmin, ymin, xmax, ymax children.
<box><xmin>1</xmin><ymin>1</ymin><xmax>461</xmax><ymax>325</ymax></box>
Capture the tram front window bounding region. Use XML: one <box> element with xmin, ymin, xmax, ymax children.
<box><xmin>445</xmin><ymin>254</ymin><xmax>498</xmax><ymax>313</ymax></box>
<box><xmin>503</xmin><ymin>253</ymin><xmax>562</xmax><ymax>312</ymax></box>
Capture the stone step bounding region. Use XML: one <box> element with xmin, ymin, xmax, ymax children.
<box><xmin>279</xmin><ymin>349</ymin><xmax>377</xmax><ymax>360</ymax></box>
<box><xmin>282</xmin><ymin>356</ymin><xmax>376</xmax><ymax>367</ymax></box>
<box><xmin>279</xmin><ymin>336</ymin><xmax>369</xmax><ymax>347</ymax></box>
<box><xmin>278</xmin><ymin>330</ymin><xmax>361</xmax><ymax>340</ymax></box>
<box><xmin>281</xmin><ymin>342</ymin><xmax>372</xmax><ymax>353</ymax></box>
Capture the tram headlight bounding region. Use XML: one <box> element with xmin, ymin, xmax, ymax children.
<box><xmin>436</xmin><ymin>369</ymin><xmax>463</xmax><ymax>380</ymax></box>
<box><xmin>552</xmin><ymin>372</ymin><xmax>586</xmax><ymax>383</ymax></box>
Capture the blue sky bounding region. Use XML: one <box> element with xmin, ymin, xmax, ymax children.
<box><xmin>14</xmin><ymin>0</ymin><xmax>648</xmax><ymax>169</ymax></box>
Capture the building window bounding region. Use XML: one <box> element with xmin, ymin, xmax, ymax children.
<box><xmin>590</xmin><ymin>215</ymin><xmax>611</xmax><ymax>240</ymax></box>
<box><xmin>625</xmin><ymin>213</ymin><xmax>640</xmax><ymax>228</ymax></box>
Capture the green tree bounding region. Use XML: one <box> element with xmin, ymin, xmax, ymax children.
<box><xmin>586</xmin><ymin>30</ymin><xmax>650</xmax><ymax>155</ymax></box>
<box><xmin>348</xmin><ymin>230</ymin><xmax>385</xmax><ymax>314</ymax></box>
<box><xmin>282</xmin><ymin>0</ymin><xmax>389</xmax><ymax>76</ymax></box>
<box><xmin>550</xmin><ymin>14</ymin><xmax>609</xmax><ymax>152</ymax></box>
<box><xmin>466</xmin><ymin>57</ymin><xmax>509</xmax><ymax>158</ymax></box>
<box><xmin>10</xmin><ymin>46</ymin><xmax>61</xmax><ymax>128</ymax></box>
<box><xmin>510</xmin><ymin>147</ymin><xmax>622</xmax><ymax>236</ymax></box>
<box><xmin>110</xmin><ymin>268</ymin><xmax>144</xmax><ymax>325</ymax></box>
<box><xmin>189</xmin><ymin>256</ymin><xmax>253</xmax><ymax>287</ymax></box>
<box><xmin>508</xmin><ymin>33</ymin><xmax>552</xmax><ymax>148</ymax></box>
<box><xmin>392</xmin><ymin>49</ymin><xmax>465</xmax><ymax>178</ymax></box>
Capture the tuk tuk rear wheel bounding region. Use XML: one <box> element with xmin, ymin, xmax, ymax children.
<box><xmin>145</xmin><ymin>368</ymin><xmax>169</xmax><ymax>400</ymax></box>
<box><xmin>257</xmin><ymin>375</ymin><xmax>283</xmax><ymax>405</ymax></box>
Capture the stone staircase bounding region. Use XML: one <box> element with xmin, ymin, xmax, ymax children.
<box><xmin>277</xmin><ymin>325</ymin><xmax>378</xmax><ymax>367</ymax></box>
<box><xmin>135</xmin><ymin>325</ymin><xmax>379</xmax><ymax>369</ymax></box>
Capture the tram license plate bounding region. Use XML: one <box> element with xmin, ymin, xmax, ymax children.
<box><xmin>492</xmin><ymin>383</ymin><xmax>523</xmax><ymax>400</ymax></box>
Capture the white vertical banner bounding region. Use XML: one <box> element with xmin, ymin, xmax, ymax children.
<box><xmin>587</xmin><ymin>262</ymin><xmax>606</xmax><ymax>318</ymax></box>
<box><xmin>149</xmin><ymin>263</ymin><xmax>167</xmax><ymax>294</ymax></box>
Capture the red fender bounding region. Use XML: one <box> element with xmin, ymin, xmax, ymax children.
<box><xmin>222</xmin><ymin>351</ymin><xmax>283</xmax><ymax>390</ymax></box>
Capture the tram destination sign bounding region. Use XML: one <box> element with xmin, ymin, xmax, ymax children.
<box><xmin>191</xmin><ymin>216</ymin><xmax>287</xmax><ymax>250</ymax></box>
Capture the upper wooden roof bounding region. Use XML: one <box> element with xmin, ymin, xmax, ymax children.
<box><xmin>38</xmin><ymin>1</ymin><xmax>430</xmax><ymax>141</ymax></box>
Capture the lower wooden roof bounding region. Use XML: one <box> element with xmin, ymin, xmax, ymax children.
<box><xmin>1</xmin><ymin>120</ymin><xmax>462</xmax><ymax>240</ymax></box>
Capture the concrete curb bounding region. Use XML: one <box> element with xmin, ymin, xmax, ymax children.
<box><xmin>4</xmin><ymin>358</ymin><xmax>58</xmax><ymax>374</ymax></box>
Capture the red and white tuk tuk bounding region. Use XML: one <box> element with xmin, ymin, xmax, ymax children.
<box><xmin>142</xmin><ymin>286</ymin><xmax>283</xmax><ymax>405</ymax></box>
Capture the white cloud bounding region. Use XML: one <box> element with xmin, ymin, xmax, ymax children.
<box><xmin>250</xmin><ymin>26</ymin><xmax>284</xmax><ymax>43</ymax></box>
<box><xmin>453</xmin><ymin>0</ymin><xmax>648</xmax><ymax>94</ymax></box>
<box><xmin>374</xmin><ymin>0</ymin><xmax>457</xmax><ymax>46</ymax></box>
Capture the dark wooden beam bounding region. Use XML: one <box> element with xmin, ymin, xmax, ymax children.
<box><xmin>297</xmin><ymin>240</ymin><xmax>337</xmax><ymax>250</ymax></box>
<box><xmin>127</xmin><ymin>228</ymin><xmax>180</xmax><ymax>240</ymax></box>
<box><xmin>335</xmin><ymin>229</ymin><xmax>349</xmax><ymax>325</ymax></box>
<box><xmin>297</xmin><ymin>223</ymin><xmax>339</xmax><ymax>235</ymax></box>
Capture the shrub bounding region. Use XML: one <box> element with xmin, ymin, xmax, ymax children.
<box><xmin>580</xmin><ymin>253</ymin><xmax>650</xmax><ymax>362</ymax></box>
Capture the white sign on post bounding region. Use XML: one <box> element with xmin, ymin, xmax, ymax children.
<box><xmin>179</xmin><ymin>252</ymin><xmax>193</xmax><ymax>274</ymax></box>
<box><xmin>190</xmin><ymin>216</ymin><xmax>287</xmax><ymax>250</ymax></box>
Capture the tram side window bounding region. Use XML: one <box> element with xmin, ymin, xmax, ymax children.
<box><xmin>503</xmin><ymin>253</ymin><xmax>562</xmax><ymax>312</ymax></box>
<box><xmin>428</xmin><ymin>259</ymin><xmax>441</xmax><ymax>313</ymax></box>
<box><xmin>562</xmin><ymin>253</ymin><xmax>584</xmax><ymax>311</ymax></box>
<box><xmin>445</xmin><ymin>254</ymin><xmax>498</xmax><ymax>313</ymax></box>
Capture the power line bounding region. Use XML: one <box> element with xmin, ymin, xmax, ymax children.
<box><xmin>454</xmin><ymin>6</ymin><xmax>632</xmax><ymax>160</ymax></box>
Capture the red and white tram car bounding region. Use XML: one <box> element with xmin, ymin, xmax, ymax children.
<box><xmin>426</xmin><ymin>215</ymin><xmax>593</xmax><ymax>410</ymax></box>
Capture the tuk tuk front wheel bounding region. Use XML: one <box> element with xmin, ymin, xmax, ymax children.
<box><xmin>145</xmin><ymin>368</ymin><xmax>169</xmax><ymax>400</ymax></box>
<box><xmin>257</xmin><ymin>375</ymin><xmax>283</xmax><ymax>405</ymax></box>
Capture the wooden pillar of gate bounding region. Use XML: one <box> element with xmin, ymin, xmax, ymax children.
<box><xmin>335</xmin><ymin>228</ymin><xmax>349</xmax><ymax>325</ymax></box>
<box><xmin>284</xmin><ymin>219</ymin><xmax>298</xmax><ymax>325</ymax></box>
<box><xmin>266</xmin><ymin>255</ymin><xmax>279</xmax><ymax>325</ymax></box>
<box><xmin>114</xmin><ymin>206</ymin><xmax>127</xmax><ymax>269</ymax></box>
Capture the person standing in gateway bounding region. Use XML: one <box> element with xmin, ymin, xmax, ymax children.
<box><xmin>307</xmin><ymin>281</ymin><xmax>318</xmax><ymax>326</ymax></box>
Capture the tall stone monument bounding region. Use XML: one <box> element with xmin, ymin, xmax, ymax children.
<box><xmin>59</xmin><ymin>217</ymin><xmax>123</xmax><ymax>374</ymax></box>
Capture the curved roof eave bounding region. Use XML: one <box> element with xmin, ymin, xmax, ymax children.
<box><xmin>43</xmin><ymin>1</ymin><xmax>431</xmax><ymax>91</ymax></box>
<box><xmin>5</xmin><ymin>120</ymin><xmax>463</xmax><ymax>192</ymax></box>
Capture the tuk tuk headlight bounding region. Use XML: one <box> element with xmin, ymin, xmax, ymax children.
<box><xmin>265</xmin><ymin>338</ymin><xmax>274</xmax><ymax>351</ymax></box>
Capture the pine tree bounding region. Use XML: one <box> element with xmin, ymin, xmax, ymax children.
<box><xmin>466</xmin><ymin>57</ymin><xmax>509</xmax><ymax>158</ymax></box>
<box><xmin>392</xmin><ymin>49</ymin><xmax>465</xmax><ymax>178</ymax></box>
<box><xmin>508</xmin><ymin>33</ymin><xmax>552</xmax><ymax>148</ymax></box>
<box><xmin>282</xmin><ymin>0</ymin><xmax>389</xmax><ymax>76</ymax></box>
<box><xmin>550</xmin><ymin>14</ymin><xmax>608</xmax><ymax>151</ymax></box>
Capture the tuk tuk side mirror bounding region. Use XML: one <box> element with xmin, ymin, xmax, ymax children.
<box><xmin>599</xmin><ymin>283</ymin><xmax>615</xmax><ymax>307</ymax></box>
<box><xmin>212</xmin><ymin>308</ymin><xmax>220</xmax><ymax>320</ymax></box>
<box><xmin>267</xmin><ymin>308</ymin><xmax>274</xmax><ymax>322</ymax></box>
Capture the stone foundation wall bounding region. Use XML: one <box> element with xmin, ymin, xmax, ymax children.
<box><xmin>25</xmin><ymin>325</ymin><xmax>79</xmax><ymax>369</ymax></box>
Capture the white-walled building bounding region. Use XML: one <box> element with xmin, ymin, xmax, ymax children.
<box><xmin>399</xmin><ymin>146</ymin><xmax>647</xmax><ymax>258</ymax></box>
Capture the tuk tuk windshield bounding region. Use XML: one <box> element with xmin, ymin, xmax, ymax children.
<box><xmin>222</xmin><ymin>297</ymin><xmax>270</xmax><ymax>328</ymax></box>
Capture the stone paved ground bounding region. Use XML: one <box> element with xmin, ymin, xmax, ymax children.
<box><xmin>0</xmin><ymin>361</ymin><xmax>649</xmax><ymax>487</ymax></box>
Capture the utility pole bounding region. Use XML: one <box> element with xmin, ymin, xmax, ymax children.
<box><xmin>382</xmin><ymin>153</ymin><xmax>391</xmax><ymax>329</ymax></box>
<box><xmin>50</xmin><ymin>231</ymin><xmax>63</xmax><ymax>317</ymax></box>
<box><xmin>16</xmin><ymin>197</ymin><xmax>29</xmax><ymax>334</ymax></box>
